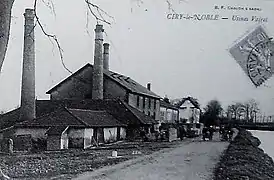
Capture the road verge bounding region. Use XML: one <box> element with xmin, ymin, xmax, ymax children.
<box><xmin>213</xmin><ymin>128</ymin><xmax>274</xmax><ymax>180</ymax></box>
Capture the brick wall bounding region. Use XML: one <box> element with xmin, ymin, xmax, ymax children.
<box><xmin>103</xmin><ymin>78</ymin><xmax>127</xmax><ymax>100</ymax></box>
<box><xmin>127</xmin><ymin>93</ymin><xmax>160</xmax><ymax>120</ymax></box>
<box><xmin>49</xmin><ymin>68</ymin><xmax>128</xmax><ymax>101</ymax></box>
<box><xmin>50</xmin><ymin>67</ymin><xmax>93</xmax><ymax>100</ymax></box>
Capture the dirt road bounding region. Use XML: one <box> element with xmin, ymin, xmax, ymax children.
<box><xmin>74</xmin><ymin>137</ymin><xmax>229</xmax><ymax>180</ymax></box>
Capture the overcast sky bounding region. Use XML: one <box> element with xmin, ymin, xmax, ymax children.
<box><xmin>1</xmin><ymin>0</ymin><xmax>274</xmax><ymax>115</ymax></box>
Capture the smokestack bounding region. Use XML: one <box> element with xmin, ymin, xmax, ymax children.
<box><xmin>92</xmin><ymin>24</ymin><xmax>104</xmax><ymax>100</ymax></box>
<box><xmin>20</xmin><ymin>9</ymin><xmax>36</xmax><ymax>121</ymax></box>
<box><xmin>103</xmin><ymin>43</ymin><xmax>110</xmax><ymax>70</ymax></box>
<box><xmin>147</xmin><ymin>83</ymin><xmax>151</xmax><ymax>91</ymax></box>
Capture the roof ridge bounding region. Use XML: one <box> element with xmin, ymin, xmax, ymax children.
<box><xmin>46</xmin><ymin>63</ymin><xmax>161</xmax><ymax>98</ymax></box>
<box><xmin>101</xmin><ymin>66</ymin><xmax>160</xmax><ymax>98</ymax></box>
<box><xmin>104</xmin><ymin>71</ymin><xmax>134</xmax><ymax>93</ymax></box>
<box><xmin>65</xmin><ymin>108</ymin><xmax>90</xmax><ymax>127</ymax></box>
<box><xmin>46</xmin><ymin>63</ymin><xmax>93</xmax><ymax>94</ymax></box>
<box><xmin>176</xmin><ymin>97</ymin><xmax>200</xmax><ymax>109</ymax></box>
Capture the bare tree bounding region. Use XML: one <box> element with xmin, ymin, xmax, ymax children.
<box><xmin>243</xmin><ymin>99</ymin><xmax>260</xmax><ymax>123</ymax></box>
<box><xmin>227</xmin><ymin>102</ymin><xmax>242</xmax><ymax>119</ymax></box>
<box><xmin>0</xmin><ymin>0</ymin><xmax>176</xmax><ymax>76</ymax></box>
<box><xmin>226</xmin><ymin>99</ymin><xmax>260</xmax><ymax>123</ymax></box>
<box><xmin>0</xmin><ymin>0</ymin><xmax>15</xmax><ymax>73</ymax></box>
<box><xmin>226</xmin><ymin>105</ymin><xmax>235</xmax><ymax>119</ymax></box>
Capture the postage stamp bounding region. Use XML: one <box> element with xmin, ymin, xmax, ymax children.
<box><xmin>229</xmin><ymin>25</ymin><xmax>274</xmax><ymax>87</ymax></box>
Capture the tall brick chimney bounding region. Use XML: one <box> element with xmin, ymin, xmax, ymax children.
<box><xmin>147</xmin><ymin>83</ymin><xmax>151</xmax><ymax>91</ymax></box>
<box><xmin>92</xmin><ymin>24</ymin><xmax>104</xmax><ymax>100</ymax></box>
<box><xmin>103</xmin><ymin>43</ymin><xmax>110</xmax><ymax>71</ymax></box>
<box><xmin>20</xmin><ymin>9</ymin><xmax>36</xmax><ymax>121</ymax></box>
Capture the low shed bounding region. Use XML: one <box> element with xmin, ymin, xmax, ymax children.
<box><xmin>46</xmin><ymin>126</ymin><xmax>69</xmax><ymax>151</ymax></box>
<box><xmin>68</xmin><ymin>109</ymin><xmax>127</xmax><ymax>144</ymax></box>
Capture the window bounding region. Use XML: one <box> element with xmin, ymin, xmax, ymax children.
<box><xmin>154</xmin><ymin>100</ymin><xmax>157</xmax><ymax>109</ymax></box>
<box><xmin>148</xmin><ymin>99</ymin><xmax>151</xmax><ymax>109</ymax></box>
<box><xmin>151</xmin><ymin>99</ymin><xmax>154</xmax><ymax>110</ymax></box>
<box><xmin>143</xmin><ymin>97</ymin><xmax>146</xmax><ymax>109</ymax></box>
<box><xmin>137</xmin><ymin>96</ymin><xmax>140</xmax><ymax>107</ymax></box>
<box><xmin>153</xmin><ymin>112</ymin><xmax>156</xmax><ymax>119</ymax></box>
<box><xmin>148</xmin><ymin>111</ymin><xmax>151</xmax><ymax>116</ymax></box>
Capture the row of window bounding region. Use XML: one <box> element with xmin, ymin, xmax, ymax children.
<box><xmin>160</xmin><ymin>111</ymin><xmax>178</xmax><ymax>120</ymax></box>
<box><xmin>136</xmin><ymin>96</ymin><xmax>157</xmax><ymax>110</ymax></box>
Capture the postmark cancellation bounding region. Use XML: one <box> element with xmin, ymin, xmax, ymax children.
<box><xmin>229</xmin><ymin>25</ymin><xmax>274</xmax><ymax>87</ymax></box>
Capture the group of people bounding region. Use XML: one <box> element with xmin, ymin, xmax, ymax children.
<box><xmin>139</xmin><ymin>126</ymin><xmax>169</xmax><ymax>142</ymax></box>
<box><xmin>139</xmin><ymin>124</ymin><xmax>235</xmax><ymax>142</ymax></box>
<box><xmin>202</xmin><ymin>124</ymin><xmax>234</xmax><ymax>141</ymax></box>
<box><xmin>202</xmin><ymin>126</ymin><xmax>215</xmax><ymax>141</ymax></box>
<box><xmin>219</xmin><ymin>125</ymin><xmax>234</xmax><ymax>141</ymax></box>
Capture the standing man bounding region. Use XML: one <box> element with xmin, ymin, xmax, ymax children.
<box><xmin>209</xmin><ymin>126</ymin><xmax>214</xmax><ymax>140</ymax></box>
<box><xmin>179</xmin><ymin>126</ymin><xmax>186</xmax><ymax>140</ymax></box>
<box><xmin>140</xmin><ymin>127</ymin><xmax>146</xmax><ymax>142</ymax></box>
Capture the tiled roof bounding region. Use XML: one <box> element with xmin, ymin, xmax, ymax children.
<box><xmin>123</xmin><ymin>103</ymin><xmax>157</xmax><ymax>125</ymax></box>
<box><xmin>15</xmin><ymin>108</ymin><xmax>87</xmax><ymax>128</ymax></box>
<box><xmin>35</xmin><ymin>99</ymin><xmax>142</xmax><ymax>126</ymax></box>
<box><xmin>104</xmin><ymin>70</ymin><xmax>160</xmax><ymax>98</ymax></box>
<box><xmin>46</xmin><ymin>126</ymin><xmax>69</xmax><ymax>136</ymax></box>
<box><xmin>0</xmin><ymin>108</ymin><xmax>20</xmax><ymax>131</ymax></box>
<box><xmin>160</xmin><ymin>100</ymin><xmax>179</xmax><ymax>110</ymax></box>
<box><xmin>46</xmin><ymin>63</ymin><xmax>161</xmax><ymax>99</ymax></box>
<box><xmin>15</xmin><ymin>106</ymin><xmax>127</xmax><ymax>129</ymax></box>
<box><xmin>0</xmin><ymin>99</ymin><xmax>155</xmax><ymax>131</ymax></box>
<box><xmin>68</xmin><ymin>109</ymin><xmax>126</xmax><ymax>127</ymax></box>
<box><xmin>175</xmin><ymin>97</ymin><xmax>200</xmax><ymax>109</ymax></box>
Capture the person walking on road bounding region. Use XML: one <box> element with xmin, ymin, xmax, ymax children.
<box><xmin>209</xmin><ymin>126</ymin><xmax>214</xmax><ymax>140</ymax></box>
<box><xmin>179</xmin><ymin>126</ymin><xmax>186</xmax><ymax>140</ymax></box>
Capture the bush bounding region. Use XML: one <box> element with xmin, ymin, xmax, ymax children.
<box><xmin>214</xmin><ymin>129</ymin><xmax>274</xmax><ymax>180</ymax></box>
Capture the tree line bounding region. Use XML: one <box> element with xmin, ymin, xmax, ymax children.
<box><xmin>201</xmin><ymin>98</ymin><xmax>261</xmax><ymax>126</ymax></box>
